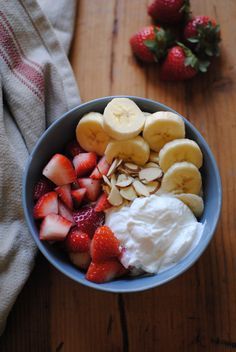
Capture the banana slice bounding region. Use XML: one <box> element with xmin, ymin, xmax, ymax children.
<box><xmin>103</xmin><ymin>98</ymin><xmax>145</xmax><ymax>140</ymax></box>
<box><xmin>105</xmin><ymin>136</ymin><xmax>150</xmax><ymax>166</ymax></box>
<box><xmin>143</xmin><ymin>111</ymin><xmax>185</xmax><ymax>152</ymax></box>
<box><xmin>161</xmin><ymin>162</ymin><xmax>202</xmax><ymax>195</ymax></box>
<box><xmin>174</xmin><ymin>193</ymin><xmax>204</xmax><ymax>218</ymax></box>
<box><xmin>76</xmin><ymin>112</ymin><xmax>110</xmax><ymax>156</ymax></box>
<box><xmin>159</xmin><ymin>138</ymin><xmax>203</xmax><ymax>172</ymax></box>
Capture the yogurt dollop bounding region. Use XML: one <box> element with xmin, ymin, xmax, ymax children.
<box><xmin>105</xmin><ymin>195</ymin><xmax>204</xmax><ymax>274</ymax></box>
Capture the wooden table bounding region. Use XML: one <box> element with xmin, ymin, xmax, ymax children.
<box><xmin>1</xmin><ymin>0</ymin><xmax>236</xmax><ymax>351</ymax></box>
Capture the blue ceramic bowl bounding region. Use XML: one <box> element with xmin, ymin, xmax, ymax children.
<box><xmin>23</xmin><ymin>96</ymin><xmax>222</xmax><ymax>293</ymax></box>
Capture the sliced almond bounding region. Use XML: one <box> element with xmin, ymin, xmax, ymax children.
<box><xmin>116</xmin><ymin>174</ymin><xmax>133</xmax><ymax>187</ymax></box>
<box><xmin>139</xmin><ymin>167</ymin><xmax>163</xmax><ymax>182</ymax></box>
<box><xmin>145</xmin><ymin>162</ymin><xmax>160</xmax><ymax>168</ymax></box>
<box><xmin>120</xmin><ymin>186</ymin><xmax>137</xmax><ymax>201</ymax></box>
<box><xmin>144</xmin><ymin>181</ymin><xmax>160</xmax><ymax>194</ymax></box>
<box><xmin>116</xmin><ymin>173</ymin><xmax>128</xmax><ymax>183</ymax></box>
<box><xmin>103</xmin><ymin>175</ymin><xmax>112</xmax><ymax>187</ymax></box>
<box><xmin>149</xmin><ymin>151</ymin><xmax>159</xmax><ymax>163</ymax></box>
<box><xmin>108</xmin><ymin>185</ymin><xmax>123</xmax><ymax>206</ymax></box>
<box><xmin>116</xmin><ymin>176</ymin><xmax>134</xmax><ymax>188</ymax></box>
<box><xmin>107</xmin><ymin>158</ymin><xmax>119</xmax><ymax>177</ymax></box>
<box><xmin>124</xmin><ymin>163</ymin><xmax>141</xmax><ymax>172</ymax></box>
<box><xmin>117</xmin><ymin>159</ymin><xmax>123</xmax><ymax>167</ymax></box>
<box><xmin>110</xmin><ymin>174</ymin><xmax>117</xmax><ymax>187</ymax></box>
<box><xmin>133</xmin><ymin>179</ymin><xmax>150</xmax><ymax>197</ymax></box>
<box><xmin>102</xmin><ymin>184</ymin><xmax>111</xmax><ymax>195</ymax></box>
<box><xmin>117</xmin><ymin>166</ymin><xmax>130</xmax><ymax>175</ymax></box>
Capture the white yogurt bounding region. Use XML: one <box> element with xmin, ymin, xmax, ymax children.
<box><xmin>105</xmin><ymin>195</ymin><xmax>204</xmax><ymax>274</ymax></box>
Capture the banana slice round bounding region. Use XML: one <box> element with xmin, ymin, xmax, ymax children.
<box><xmin>159</xmin><ymin>138</ymin><xmax>203</xmax><ymax>172</ymax></box>
<box><xmin>105</xmin><ymin>136</ymin><xmax>150</xmax><ymax>166</ymax></box>
<box><xmin>76</xmin><ymin>112</ymin><xmax>110</xmax><ymax>156</ymax></box>
<box><xmin>103</xmin><ymin>98</ymin><xmax>145</xmax><ymax>140</ymax></box>
<box><xmin>174</xmin><ymin>193</ymin><xmax>204</xmax><ymax>218</ymax></box>
<box><xmin>143</xmin><ymin>111</ymin><xmax>185</xmax><ymax>152</ymax></box>
<box><xmin>161</xmin><ymin>161</ymin><xmax>202</xmax><ymax>195</ymax></box>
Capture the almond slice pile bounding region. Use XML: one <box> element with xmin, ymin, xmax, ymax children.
<box><xmin>102</xmin><ymin>157</ymin><xmax>163</xmax><ymax>207</ymax></box>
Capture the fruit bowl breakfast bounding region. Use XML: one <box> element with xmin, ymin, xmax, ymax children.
<box><xmin>23</xmin><ymin>96</ymin><xmax>222</xmax><ymax>292</ymax></box>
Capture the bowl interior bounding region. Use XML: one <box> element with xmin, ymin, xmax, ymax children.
<box><xmin>23</xmin><ymin>96</ymin><xmax>222</xmax><ymax>293</ymax></box>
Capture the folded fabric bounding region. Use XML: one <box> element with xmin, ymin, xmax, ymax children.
<box><xmin>0</xmin><ymin>0</ymin><xmax>80</xmax><ymax>335</ymax></box>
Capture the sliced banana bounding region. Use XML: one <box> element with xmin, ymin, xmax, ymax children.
<box><xmin>174</xmin><ymin>193</ymin><xmax>204</xmax><ymax>218</ymax></box>
<box><xmin>149</xmin><ymin>151</ymin><xmax>159</xmax><ymax>163</ymax></box>
<box><xmin>143</xmin><ymin>112</ymin><xmax>151</xmax><ymax>117</ymax></box>
<box><xmin>159</xmin><ymin>138</ymin><xmax>203</xmax><ymax>172</ymax></box>
<box><xmin>143</xmin><ymin>111</ymin><xmax>185</xmax><ymax>152</ymax></box>
<box><xmin>161</xmin><ymin>162</ymin><xmax>202</xmax><ymax>195</ymax></box>
<box><xmin>103</xmin><ymin>98</ymin><xmax>145</xmax><ymax>140</ymax></box>
<box><xmin>76</xmin><ymin>112</ymin><xmax>110</xmax><ymax>156</ymax></box>
<box><xmin>105</xmin><ymin>136</ymin><xmax>150</xmax><ymax>166</ymax></box>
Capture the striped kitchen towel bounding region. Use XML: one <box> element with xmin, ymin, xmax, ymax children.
<box><xmin>0</xmin><ymin>0</ymin><xmax>80</xmax><ymax>335</ymax></box>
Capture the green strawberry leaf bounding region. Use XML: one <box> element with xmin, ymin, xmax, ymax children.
<box><xmin>193</xmin><ymin>21</ymin><xmax>221</xmax><ymax>58</ymax></box>
<box><xmin>187</xmin><ymin>37</ymin><xmax>199</xmax><ymax>43</ymax></box>
<box><xmin>198</xmin><ymin>60</ymin><xmax>210</xmax><ymax>73</ymax></box>
<box><xmin>144</xmin><ymin>40</ymin><xmax>157</xmax><ymax>51</ymax></box>
<box><xmin>205</xmin><ymin>48</ymin><xmax>213</xmax><ymax>56</ymax></box>
<box><xmin>144</xmin><ymin>27</ymin><xmax>175</xmax><ymax>62</ymax></box>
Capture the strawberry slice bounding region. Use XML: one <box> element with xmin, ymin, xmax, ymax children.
<box><xmin>69</xmin><ymin>252</ymin><xmax>91</xmax><ymax>270</ymax></box>
<box><xmin>86</xmin><ymin>260</ymin><xmax>127</xmax><ymax>283</ymax></box>
<box><xmin>91</xmin><ymin>226</ymin><xmax>121</xmax><ymax>263</ymax></box>
<box><xmin>73</xmin><ymin>152</ymin><xmax>97</xmax><ymax>177</ymax></box>
<box><xmin>90</xmin><ymin>156</ymin><xmax>110</xmax><ymax>180</ymax></box>
<box><xmin>71</xmin><ymin>188</ymin><xmax>86</xmax><ymax>206</ymax></box>
<box><xmin>73</xmin><ymin>205</ymin><xmax>105</xmax><ymax>237</ymax></box>
<box><xmin>39</xmin><ymin>213</ymin><xmax>73</xmax><ymax>241</ymax></box>
<box><xmin>33</xmin><ymin>177</ymin><xmax>54</xmax><ymax>201</ymax></box>
<box><xmin>94</xmin><ymin>193</ymin><xmax>112</xmax><ymax>212</ymax></box>
<box><xmin>55</xmin><ymin>184</ymin><xmax>73</xmax><ymax>209</ymax></box>
<box><xmin>65</xmin><ymin>227</ymin><xmax>90</xmax><ymax>253</ymax></box>
<box><xmin>43</xmin><ymin>154</ymin><xmax>76</xmax><ymax>186</ymax></box>
<box><xmin>58</xmin><ymin>200</ymin><xmax>74</xmax><ymax>223</ymax></box>
<box><xmin>77</xmin><ymin>178</ymin><xmax>101</xmax><ymax>202</ymax></box>
<box><xmin>33</xmin><ymin>191</ymin><xmax>58</xmax><ymax>219</ymax></box>
<box><xmin>65</xmin><ymin>139</ymin><xmax>84</xmax><ymax>158</ymax></box>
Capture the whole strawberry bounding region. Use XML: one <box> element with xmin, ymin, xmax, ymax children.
<box><xmin>148</xmin><ymin>0</ymin><xmax>190</xmax><ymax>24</ymax></box>
<box><xmin>130</xmin><ymin>25</ymin><xmax>174</xmax><ymax>63</ymax></box>
<box><xmin>183</xmin><ymin>16</ymin><xmax>221</xmax><ymax>57</ymax></box>
<box><xmin>160</xmin><ymin>43</ymin><xmax>209</xmax><ymax>81</ymax></box>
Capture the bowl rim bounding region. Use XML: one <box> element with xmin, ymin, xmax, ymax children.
<box><xmin>22</xmin><ymin>95</ymin><xmax>222</xmax><ymax>293</ymax></box>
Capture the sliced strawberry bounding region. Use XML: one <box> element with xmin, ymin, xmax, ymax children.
<box><xmin>33</xmin><ymin>177</ymin><xmax>54</xmax><ymax>201</ymax></box>
<box><xmin>90</xmin><ymin>156</ymin><xmax>110</xmax><ymax>180</ymax></box>
<box><xmin>86</xmin><ymin>260</ymin><xmax>127</xmax><ymax>283</ymax></box>
<box><xmin>43</xmin><ymin>154</ymin><xmax>76</xmax><ymax>186</ymax></box>
<box><xmin>33</xmin><ymin>191</ymin><xmax>58</xmax><ymax>219</ymax></box>
<box><xmin>39</xmin><ymin>213</ymin><xmax>72</xmax><ymax>241</ymax></box>
<box><xmin>65</xmin><ymin>227</ymin><xmax>90</xmax><ymax>253</ymax></box>
<box><xmin>69</xmin><ymin>252</ymin><xmax>91</xmax><ymax>270</ymax></box>
<box><xmin>77</xmin><ymin>178</ymin><xmax>101</xmax><ymax>202</ymax></box>
<box><xmin>65</xmin><ymin>139</ymin><xmax>84</xmax><ymax>158</ymax></box>
<box><xmin>73</xmin><ymin>205</ymin><xmax>105</xmax><ymax>237</ymax></box>
<box><xmin>58</xmin><ymin>200</ymin><xmax>74</xmax><ymax>223</ymax></box>
<box><xmin>73</xmin><ymin>152</ymin><xmax>97</xmax><ymax>177</ymax></box>
<box><xmin>94</xmin><ymin>193</ymin><xmax>112</xmax><ymax>212</ymax></box>
<box><xmin>90</xmin><ymin>226</ymin><xmax>121</xmax><ymax>263</ymax></box>
<box><xmin>71</xmin><ymin>188</ymin><xmax>86</xmax><ymax>207</ymax></box>
<box><xmin>55</xmin><ymin>184</ymin><xmax>73</xmax><ymax>209</ymax></box>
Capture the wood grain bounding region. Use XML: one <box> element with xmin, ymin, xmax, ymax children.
<box><xmin>1</xmin><ymin>0</ymin><xmax>236</xmax><ymax>351</ymax></box>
